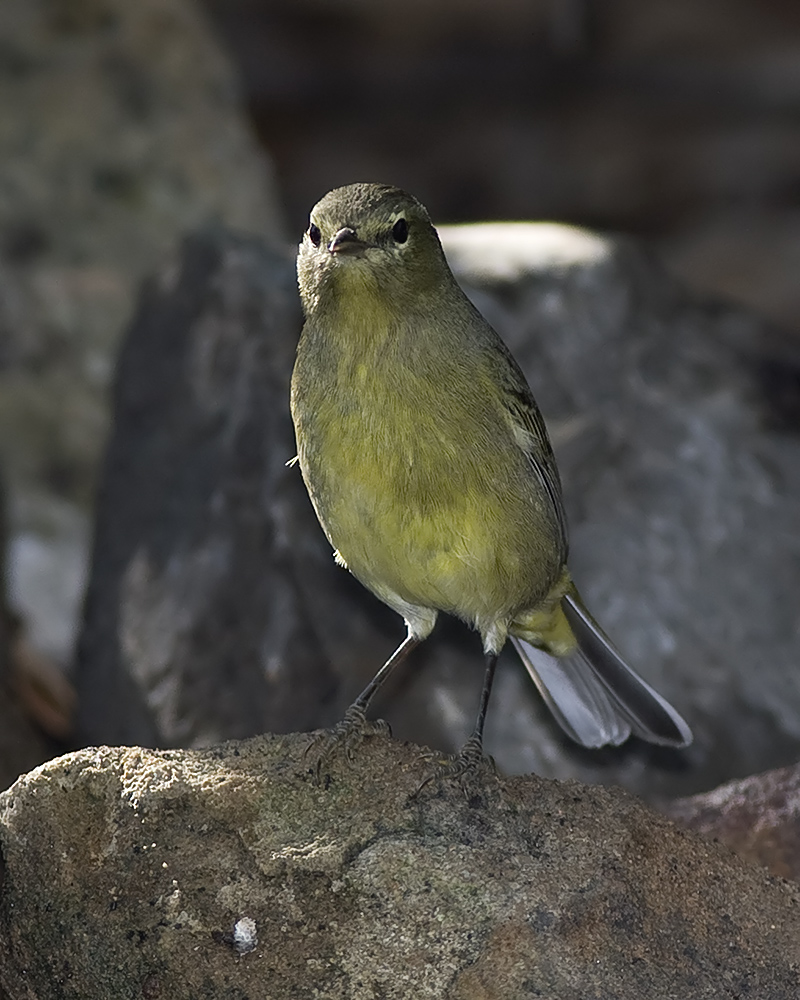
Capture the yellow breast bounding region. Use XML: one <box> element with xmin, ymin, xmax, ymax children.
<box><xmin>292</xmin><ymin>327</ymin><xmax>562</xmax><ymax>632</ymax></box>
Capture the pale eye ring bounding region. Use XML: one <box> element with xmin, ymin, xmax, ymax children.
<box><xmin>392</xmin><ymin>218</ymin><xmax>408</xmax><ymax>243</ymax></box>
<box><xmin>308</xmin><ymin>222</ymin><xmax>321</xmax><ymax>247</ymax></box>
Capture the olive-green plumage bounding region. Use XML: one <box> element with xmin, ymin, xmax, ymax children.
<box><xmin>291</xmin><ymin>183</ymin><xmax>692</xmax><ymax>752</ymax></box>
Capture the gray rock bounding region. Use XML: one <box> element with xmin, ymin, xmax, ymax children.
<box><xmin>0</xmin><ymin>0</ymin><xmax>282</xmax><ymax>674</ymax></box>
<box><xmin>1</xmin><ymin>734</ymin><xmax>798</xmax><ymax>1000</ymax></box>
<box><xmin>667</xmin><ymin>762</ymin><xmax>800</xmax><ymax>884</ymax></box>
<box><xmin>77</xmin><ymin>221</ymin><xmax>800</xmax><ymax>799</ymax></box>
<box><xmin>77</xmin><ymin>232</ymin><xmax>334</xmax><ymax>746</ymax></box>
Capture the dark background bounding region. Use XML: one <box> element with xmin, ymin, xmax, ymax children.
<box><xmin>204</xmin><ymin>0</ymin><xmax>800</xmax><ymax>335</ymax></box>
<box><xmin>4</xmin><ymin>0</ymin><xmax>800</xmax><ymax>797</ymax></box>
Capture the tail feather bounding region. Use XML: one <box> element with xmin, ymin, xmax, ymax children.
<box><xmin>512</xmin><ymin>591</ymin><xmax>692</xmax><ymax>749</ymax></box>
<box><xmin>511</xmin><ymin>634</ymin><xmax>632</xmax><ymax>747</ymax></box>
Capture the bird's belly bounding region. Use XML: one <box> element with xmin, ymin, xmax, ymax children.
<box><xmin>307</xmin><ymin>437</ymin><xmax>560</xmax><ymax>630</ymax></box>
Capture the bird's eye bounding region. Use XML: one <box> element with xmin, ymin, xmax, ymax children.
<box><xmin>392</xmin><ymin>218</ymin><xmax>408</xmax><ymax>244</ymax></box>
<box><xmin>308</xmin><ymin>222</ymin><xmax>321</xmax><ymax>247</ymax></box>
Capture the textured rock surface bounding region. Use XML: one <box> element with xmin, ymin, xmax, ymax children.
<box><xmin>668</xmin><ymin>763</ymin><xmax>800</xmax><ymax>884</ymax></box>
<box><xmin>0</xmin><ymin>0</ymin><xmax>281</xmax><ymax>674</ymax></box>
<box><xmin>1</xmin><ymin>734</ymin><xmax>798</xmax><ymax>1000</ymax></box>
<box><xmin>76</xmin><ymin>222</ymin><xmax>800</xmax><ymax>799</ymax></box>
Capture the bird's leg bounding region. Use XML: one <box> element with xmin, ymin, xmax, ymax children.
<box><xmin>417</xmin><ymin>651</ymin><xmax>499</xmax><ymax>793</ymax></box>
<box><xmin>460</xmin><ymin>648</ymin><xmax>499</xmax><ymax>763</ymax></box>
<box><xmin>307</xmin><ymin>632</ymin><xmax>421</xmax><ymax>779</ymax></box>
<box><xmin>349</xmin><ymin>632</ymin><xmax>421</xmax><ymax>720</ymax></box>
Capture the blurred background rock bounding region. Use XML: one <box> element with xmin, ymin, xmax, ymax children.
<box><xmin>0</xmin><ymin>0</ymin><xmax>281</xmax><ymax>703</ymax></box>
<box><xmin>3</xmin><ymin>0</ymin><xmax>800</xmax><ymax>798</ymax></box>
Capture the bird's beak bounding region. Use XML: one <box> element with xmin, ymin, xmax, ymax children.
<box><xmin>328</xmin><ymin>227</ymin><xmax>370</xmax><ymax>255</ymax></box>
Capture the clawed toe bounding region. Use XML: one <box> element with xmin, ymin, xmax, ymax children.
<box><xmin>413</xmin><ymin>734</ymin><xmax>496</xmax><ymax>797</ymax></box>
<box><xmin>305</xmin><ymin>704</ymin><xmax>391</xmax><ymax>781</ymax></box>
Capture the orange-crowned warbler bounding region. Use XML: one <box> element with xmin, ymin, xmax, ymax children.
<box><xmin>291</xmin><ymin>183</ymin><xmax>692</xmax><ymax>772</ymax></box>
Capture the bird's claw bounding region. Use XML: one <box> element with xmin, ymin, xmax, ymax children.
<box><xmin>305</xmin><ymin>704</ymin><xmax>390</xmax><ymax>782</ymax></box>
<box><xmin>413</xmin><ymin>734</ymin><xmax>496</xmax><ymax>798</ymax></box>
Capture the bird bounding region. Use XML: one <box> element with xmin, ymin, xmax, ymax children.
<box><xmin>290</xmin><ymin>182</ymin><xmax>692</xmax><ymax>773</ymax></box>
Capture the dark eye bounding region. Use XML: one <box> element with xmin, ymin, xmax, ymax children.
<box><xmin>308</xmin><ymin>222</ymin><xmax>321</xmax><ymax>247</ymax></box>
<box><xmin>392</xmin><ymin>218</ymin><xmax>408</xmax><ymax>244</ymax></box>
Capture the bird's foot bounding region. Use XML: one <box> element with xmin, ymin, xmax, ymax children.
<box><xmin>305</xmin><ymin>704</ymin><xmax>390</xmax><ymax>782</ymax></box>
<box><xmin>414</xmin><ymin>734</ymin><xmax>497</xmax><ymax>798</ymax></box>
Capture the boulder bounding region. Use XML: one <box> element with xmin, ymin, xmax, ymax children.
<box><xmin>1</xmin><ymin>734</ymin><xmax>798</xmax><ymax>999</ymax></box>
<box><xmin>667</xmin><ymin>762</ymin><xmax>800</xmax><ymax>883</ymax></box>
<box><xmin>76</xmin><ymin>232</ymin><xmax>334</xmax><ymax>747</ymax></box>
<box><xmin>442</xmin><ymin>222</ymin><xmax>800</xmax><ymax>796</ymax></box>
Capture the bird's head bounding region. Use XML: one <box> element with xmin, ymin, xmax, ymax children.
<box><xmin>297</xmin><ymin>183</ymin><xmax>450</xmax><ymax>316</ymax></box>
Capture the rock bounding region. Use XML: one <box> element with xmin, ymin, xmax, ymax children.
<box><xmin>1</xmin><ymin>734</ymin><xmax>798</xmax><ymax>999</ymax></box>
<box><xmin>76</xmin><ymin>221</ymin><xmax>800</xmax><ymax>800</ymax></box>
<box><xmin>76</xmin><ymin>231</ymin><xmax>337</xmax><ymax>747</ymax></box>
<box><xmin>0</xmin><ymin>0</ymin><xmax>282</xmax><ymax>674</ymax></box>
<box><xmin>667</xmin><ymin>763</ymin><xmax>800</xmax><ymax>884</ymax></box>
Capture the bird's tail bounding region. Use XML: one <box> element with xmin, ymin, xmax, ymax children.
<box><xmin>511</xmin><ymin>589</ymin><xmax>692</xmax><ymax>749</ymax></box>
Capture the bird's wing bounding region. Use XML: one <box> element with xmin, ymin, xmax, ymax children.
<box><xmin>493</xmin><ymin>342</ymin><xmax>569</xmax><ymax>561</ymax></box>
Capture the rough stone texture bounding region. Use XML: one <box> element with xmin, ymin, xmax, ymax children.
<box><xmin>76</xmin><ymin>222</ymin><xmax>800</xmax><ymax>800</ymax></box>
<box><xmin>1</xmin><ymin>734</ymin><xmax>798</xmax><ymax>999</ymax></box>
<box><xmin>0</xmin><ymin>0</ymin><xmax>282</xmax><ymax>675</ymax></box>
<box><xmin>667</xmin><ymin>763</ymin><xmax>800</xmax><ymax>884</ymax></box>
